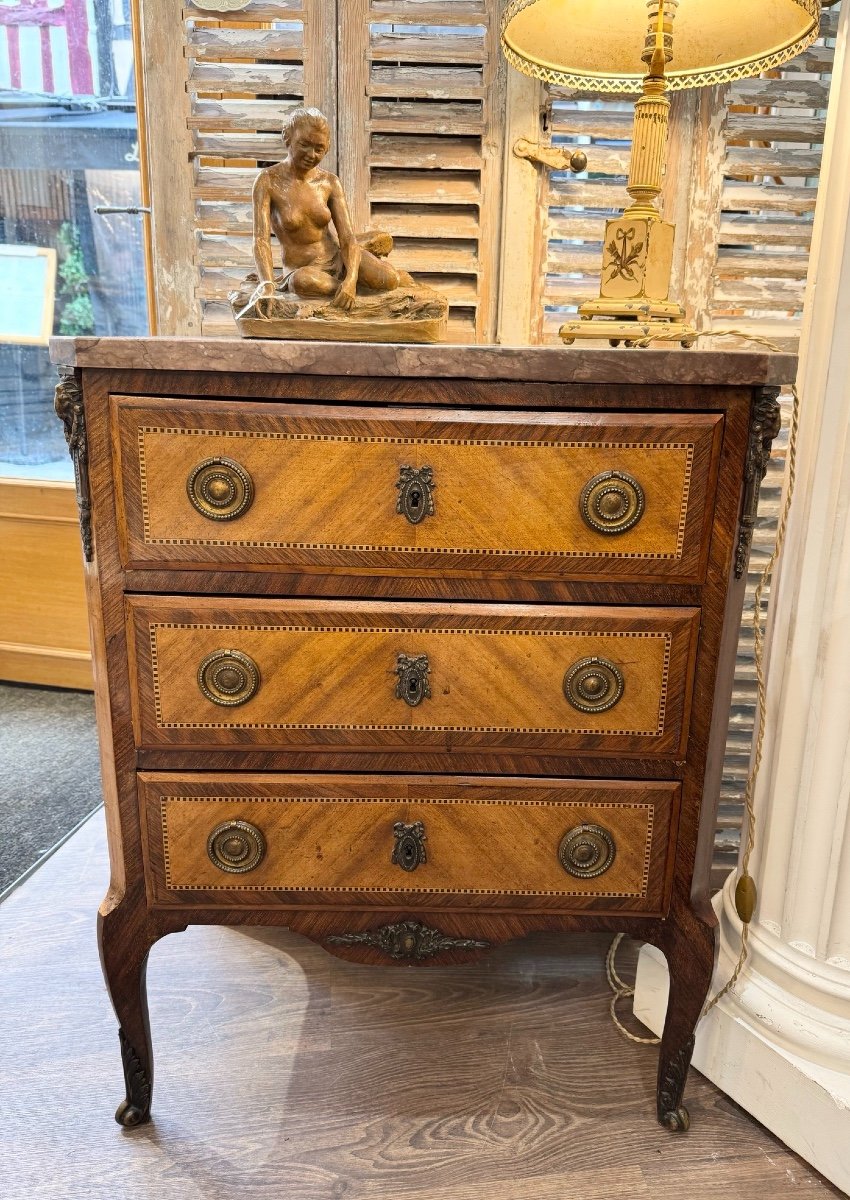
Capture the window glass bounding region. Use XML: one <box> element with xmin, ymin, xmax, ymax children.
<box><xmin>0</xmin><ymin>0</ymin><xmax>148</xmax><ymax>480</ymax></box>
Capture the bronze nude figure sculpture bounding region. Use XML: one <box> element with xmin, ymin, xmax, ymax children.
<box><xmin>230</xmin><ymin>107</ymin><xmax>448</xmax><ymax>342</ymax></box>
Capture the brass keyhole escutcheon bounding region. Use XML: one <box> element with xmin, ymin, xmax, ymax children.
<box><xmin>558</xmin><ymin>824</ymin><xmax>616</xmax><ymax>879</ymax></box>
<box><xmin>197</xmin><ymin>649</ymin><xmax>260</xmax><ymax>707</ymax></box>
<box><xmin>563</xmin><ymin>656</ymin><xmax>624</xmax><ymax>714</ymax></box>
<box><xmin>392</xmin><ymin>821</ymin><xmax>427</xmax><ymax>872</ymax></box>
<box><xmin>396</xmin><ymin>466</ymin><xmax>435</xmax><ymax>525</ymax></box>
<box><xmin>187</xmin><ymin>456</ymin><xmax>254</xmax><ymax>521</ymax></box>
<box><xmin>580</xmin><ymin>470</ymin><xmax>645</xmax><ymax>535</ymax></box>
<box><xmin>395</xmin><ymin>653</ymin><xmax>432</xmax><ymax>707</ymax></box>
<box><xmin>207</xmin><ymin>820</ymin><xmax>266</xmax><ymax>874</ymax></box>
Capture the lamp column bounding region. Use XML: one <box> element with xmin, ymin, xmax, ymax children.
<box><xmin>634</xmin><ymin>5</ymin><xmax>850</xmax><ymax>1190</ymax></box>
<box><xmin>560</xmin><ymin>0</ymin><xmax>696</xmax><ymax>345</ymax></box>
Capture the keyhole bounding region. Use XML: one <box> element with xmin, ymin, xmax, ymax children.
<box><xmin>409</xmin><ymin>678</ymin><xmax>417</xmax><ymax>694</ymax></box>
<box><xmin>404</xmin><ymin>844</ymin><xmax>415</xmax><ymax>864</ymax></box>
<box><xmin>410</xmin><ymin>489</ymin><xmax>421</xmax><ymax>509</ymax></box>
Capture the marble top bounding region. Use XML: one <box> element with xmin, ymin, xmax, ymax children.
<box><xmin>50</xmin><ymin>336</ymin><xmax>797</xmax><ymax>387</ymax></box>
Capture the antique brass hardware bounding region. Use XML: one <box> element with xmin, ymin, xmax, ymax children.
<box><xmin>395</xmin><ymin>653</ymin><xmax>431</xmax><ymax>707</ymax></box>
<box><xmin>513</xmin><ymin>137</ymin><xmax>588</xmax><ymax>174</ymax></box>
<box><xmin>735</xmin><ymin>386</ymin><xmax>782</xmax><ymax>578</ymax></box>
<box><xmin>327</xmin><ymin>920</ymin><xmax>490</xmax><ymax>960</ymax></box>
<box><xmin>197</xmin><ymin>649</ymin><xmax>260</xmax><ymax>707</ymax></box>
<box><xmin>187</xmin><ymin>456</ymin><xmax>254</xmax><ymax>521</ymax></box>
<box><xmin>396</xmin><ymin>465</ymin><xmax>435</xmax><ymax>525</ymax></box>
<box><xmin>392</xmin><ymin>821</ymin><xmax>427</xmax><ymax>872</ymax></box>
<box><xmin>54</xmin><ymin>367</ymin><xmax>93</xmax><ymax>561</ymax></box>
<box><xmin>207</xmin><ymin>819</ymin><xmax>266</xmax><ymax>874</ymax></box>
<box><xmin>563</xmin><ymin>656</ymin><xmax>624</xmax><ymax>713</ymax></box>
<box><xmin>580</xmin><ymin>470</ymin><xmax>645</xmax><ymax>535</ymax></box>
<box><xmin>558</xmin><ymin>824</ymin><xmax>616</xmax><ymax>879</ymax></box>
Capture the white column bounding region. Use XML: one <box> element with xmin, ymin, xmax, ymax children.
<box><xmin>633</xmin><ymin>7</ymin><xmax>850</xmax><ymax>1191</ymax></box>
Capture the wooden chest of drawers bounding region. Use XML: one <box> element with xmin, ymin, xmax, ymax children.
<box><xmin>51</xmin><ymin>337</ymin><xmax>792</xmax><ymax>1134</ymax></box>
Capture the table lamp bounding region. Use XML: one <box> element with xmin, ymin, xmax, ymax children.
<box><xmin>501</xmin><ymin>0</ymin><xmax>822</xmax><ymax>346</ymax></box>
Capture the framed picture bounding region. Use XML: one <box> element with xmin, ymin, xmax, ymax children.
<box><xmin>0</xmin><ymin>245</ymin><xmax>57</xmax><ymax>346</ymax></box>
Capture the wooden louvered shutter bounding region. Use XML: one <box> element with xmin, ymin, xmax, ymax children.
<box><xmin>139</xmin><ymin>0</ymin><xmax>336</xmax><ymax>336</ymax></box>
<box><xmin>705</xmin><ymin>5</ymin><xmax>840</xmax><ymax>884</ymax></box>
<box><xmin>498</xmin><ymin>2</ymin><xmax>841</xmax><ymax>883</ymax></box>
<box><xmin>337</xmin><ymin>2</ymin><xmax>506</xmax><ymax>343</ymax></box>
<box><xmin>141</xmin><ymin>0</ymin><xmax>504</xmax><ymax>343</ymax></box>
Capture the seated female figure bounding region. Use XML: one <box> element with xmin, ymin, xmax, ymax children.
<box><xmin>251</xmin><ymin>106</ymin><xmax>412</xmax><ymax>314</ymax></box>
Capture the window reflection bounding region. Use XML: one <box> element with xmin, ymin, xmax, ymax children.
<box><xmin>0</xmin><ymin>0</ymin><xmax>148</xmax><ymax>479</ymax></box>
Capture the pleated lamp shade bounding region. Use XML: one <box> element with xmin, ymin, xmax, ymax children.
<box><xmin>501</xmin><ymin>0</ymin><xmax>821</xmax><ymax>93</ymax></box>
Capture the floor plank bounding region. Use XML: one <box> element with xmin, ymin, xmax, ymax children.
<box><xmin>0</xmin><ymin>811</ymin><xmax>841</xmax><ymax>1200</ymax></box>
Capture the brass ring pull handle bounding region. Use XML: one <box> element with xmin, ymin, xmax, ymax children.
<box><xmin>207</xmin><ymin>820</ymin><xmax>266</xmax><ymax>874</ymax></box>
<box><xmin>198</xmin><ymin>649</ymin><xmax>260</xmax><ymax>707</ymax></box>
<box><xmin>580</xmin><ymin>470</ymin><xmax>645</xmax><ymax>535</ymax></box>
<box><xmin>563</xmin><ymin>656</ymin><xmax>624</xmax><ymax>713</ymax></box>
<box><xmin>187</xmin><ymin>456</ymin><xmax>254</xmax><ymax>521</ymax></box>
<box><xmin>396</xmin><ymin>465</ymin><xmax>435</xmax><ymax>525</ymax></box>
<box><xmin>395</xmin><ymin>653</ymin><xmax>431</xmax><ymax>707</ymax></box>
<box><xmin>392</xmin><ymin>821</ymin><xmax>427</xmax><ymax>872</ymax></box>
<box><xmin>559</xmin><ymin>824</ymin><xmax>616</xmax><ymax>879</ymax></box>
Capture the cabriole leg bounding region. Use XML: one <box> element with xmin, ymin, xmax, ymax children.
<box><xmin>656</xmin><ymin>910</ymin><xmax>716</xmax><ymax>1131</ymax></box>
<box><xmin>98</xmin><ymin>898</ymin><xmax>166</xmax><ymax>1128</ymax></box>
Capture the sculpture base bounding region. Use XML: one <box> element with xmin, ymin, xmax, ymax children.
<box><xmin>230</xmin><ymin>282</ymin><xmax>448</xmax><ymax>344</ymax></box>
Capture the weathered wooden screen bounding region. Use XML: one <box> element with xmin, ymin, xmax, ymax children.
<box><xmin>337</xmin><ymin>1</ymin><xmax>505</xmax><ymax>342</ymax></box>
<box><xmin>140</xmin><ymin>0</ymin><xmax>503</xmax><ymax>341</ymax></box>
<box><xmin>712</xmin><ymin>5</ymin><xmax>839</xmax><ymax>880</ymax></box>
<box><xmin>139</xmin><ymin>0</ymin><xmax>335</xmax><ymax>337</ymax></box>
<box><xmin>499</xmin><ymin>3</ymin><xmax>840</xmax><ymax>879</ymax></box>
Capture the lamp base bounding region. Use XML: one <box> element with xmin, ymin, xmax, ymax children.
<box><xmin>560</xmin><ymin>212</ymin><xmax>696</xmax><ymax>346</ymax></box>
<box><xmin>559</xmin><ymin>315</ymin><xmax>697</xmax><ymax>348</ymax></box>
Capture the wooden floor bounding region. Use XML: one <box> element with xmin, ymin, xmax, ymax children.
<box><xmin>0</xmin><ymin>811</ymin><xmax>841</xmax><ymax>1200</ymax></box>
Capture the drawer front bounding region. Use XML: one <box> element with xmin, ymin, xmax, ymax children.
<box><xmin>127</xmin><ymin>596</ymin><xmax>699</xmax><ymax>758</ymax></box>
<box><xmin>115</xmin><ymin>398</ymin><xmax>723</xmax><ymax>582</ymax></box>
<box><xmin>140</xmin><ymin>773</ymin><xmax>678</xmax><ymax>914</ymax></box>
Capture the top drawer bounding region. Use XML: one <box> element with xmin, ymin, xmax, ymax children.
<box><xmin>113</xmin><ymin>397</ymin><xmax>723</xmax><ymax>582</ymax></box>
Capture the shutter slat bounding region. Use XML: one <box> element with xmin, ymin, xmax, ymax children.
<box><xmin>721</xmin><ymin>182</ymin><xmax>819</xmax><ymax>215</ymax></box>
<box><xmin>189</xmin><ymin>61</ymin><xmax>304</xmax><ymax>93</ymax></box>
<box><xmin>369</xmin><ymin>34</ymin><xmax>488</xmax><ymax>65</ymax></box>
<box><xmin>726</xmin><ymin>113</ymin><xmax>826</xmax><ymax>143</ymax></box>
<box><xmin>369</xmin><ymin>64</ymin><xmax>485</xmax><ymax>98</ymax></box>
<box><xmin>724</xmin><ymin>146</ymin><xmax>823</xmax><ymax>178</ymax></box>
<box><xmin>187</xmin><ymin>28</ymin><xmax>304</xmax><ymax>61</ymax></box>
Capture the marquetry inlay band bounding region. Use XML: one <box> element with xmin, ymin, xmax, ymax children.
<box><xmin>138</xmin><ymin>426</ymin><xmax>695</xmax><ymax>560</ymax></box>
<box><xmin>149</xmin><ymin>624</ymin><xmax>673</xmax><ymax>736</ymax></box>
<box><xmin>160</xmin><ymin>796</ymin><xmax>655</xmax><ymax>899</ymax></box>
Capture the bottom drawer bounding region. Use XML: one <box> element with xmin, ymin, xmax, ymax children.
<box><xmin>140</xmin><ymin>774</ymin><xmax>678</xmax><ymax>915</ymax></box>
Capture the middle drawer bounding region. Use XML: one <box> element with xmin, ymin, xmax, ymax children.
<box><xmin>127</xmin><ymin>597</ymin><xmax>699</xmax><ymax>758</ymax></box>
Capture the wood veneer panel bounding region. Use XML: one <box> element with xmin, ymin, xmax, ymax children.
<box><xmin>0</xmin><ymin>480</ymin><xmax>92</xmax><ymax>688</ymax></box>
<box><xmin>126</xmin><ymin>596</ymin><xmax>700</xmax><ymax>758</ymax></box>
<box><xmin>140</xmin><ymin>773</ymin><xmax>677</xmax><ymax>915</ymax></box>
<box><xmin>114</xmin><ymin>397</ymin><xmax>722</xmax><ymax>582</ymax></box>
